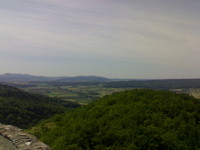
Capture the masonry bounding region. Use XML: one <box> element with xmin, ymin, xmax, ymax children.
<box><xmin>0</xmin><ymin>123</ymin><xmax>51</xmax><ymax>150</ymax></box>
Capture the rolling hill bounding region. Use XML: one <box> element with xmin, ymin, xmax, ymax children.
<box><xmin>0</xmin><ymin>73</ymin><xmax>61</xmax><ymax>82</ymax></box>
<box><xmin>0</xmin><ymin>73</ymin><xmax>110</xmax><ymax>83</ymax></box>
<box><xmin>0</xmin><ymin>84</ymin><xmax>80</xmax><ymax>128</ymax></box>
<box><xmin>104</xmin><ymin>79</ymin><xmax>200</xmax><ymax>89</ymax></box>
<box><xmin>29</xmin><ymin>89</ymin><xmax>200</xmax><ymax>150</ymax></box>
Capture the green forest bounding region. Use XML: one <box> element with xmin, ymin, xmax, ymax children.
<box><xmin>103</xmin><ymin>79</ymin><xmax>200</xmax><ymax>89</ymax></box>
<box><xmin>29</xmin><ymin>89</ymin><xmax>200</xmax><ymax>150</ymax></box>
<box><xmin>0</xmin><ymin>84</ymin><xmax>80</xmax><ymax>128</ymax></box>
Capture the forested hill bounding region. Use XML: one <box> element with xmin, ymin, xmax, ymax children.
<box><xmin>104</xmin><ymin>79</ymin><xmax>200</xmax><ymax>89</ymax></box>
<box><xmin>0</xmin><ymin>84</ymin><xmax>81</xmax><ymax>128</ymax></box>
<box><xmin>30</xmin><ymin>89</ymin><xmax>200</xmax><ymax>150</ymax></box>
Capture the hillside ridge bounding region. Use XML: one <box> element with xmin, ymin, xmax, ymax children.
<box><xmin>0</xmin><ymin>84</ymin><xmax>80</xmax><ymax>128</ymax></box>
<box><xmin>30</xmin><ymin>89</ymin><xmax>200</xmax><ymax>150</ymax></box>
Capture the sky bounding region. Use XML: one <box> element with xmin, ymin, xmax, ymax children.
<box><xmin>0</xmin><ymin>0</ymin><xmax>200</xmax><ymax>79</ymax></box>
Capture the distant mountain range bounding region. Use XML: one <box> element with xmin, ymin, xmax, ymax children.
<box><xmin>56</xmin><ymin>76</ymin><xmax>110</xmax><ymax>82</ymax></box>
<box><xmin>0</xmin><ymin>73</ymin><xmax>111</xmax><ymax>83</ymax></box>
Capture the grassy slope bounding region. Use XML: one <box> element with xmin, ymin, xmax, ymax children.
<box><xmin>29</xmin><ymin>89</ymin><xmax>200</xmax><ymax>150</ymax></box>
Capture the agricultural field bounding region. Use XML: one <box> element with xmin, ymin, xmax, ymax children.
<box><xmin>13</xmin><ymin>79</ymin><xmax>200</xmax><ymax>104</ymax></box>
<box><xmin>170</xmin><ymin>88</ymin><xmax>200</xmax><ymax>99</ymax></box>
<box><xmin>19</xmin><ymin>82</ymin><xmax>132</xmax><ymax>104</ymax></box>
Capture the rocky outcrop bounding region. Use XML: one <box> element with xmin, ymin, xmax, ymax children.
<box><xmin>0</xmin><ymin>123</ymin><xmax>51</xmax><ymax>150</ymax></box>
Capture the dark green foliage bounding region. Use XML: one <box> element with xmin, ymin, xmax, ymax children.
<box><xmin>30</xmin><ymin>89</ymin><xmax>200</xmax><ymax>150</ymax></box>
<box><xmin>47</xmin><ymin>81</ymin><xmax>101</xmax><ymax>87</ymax></box>
<box><xmin>104</xmin><ymin>79</ymin><xmax>200</xmax><ymax>89</ymax></box>
<box><xmin>0</xmin><ymin>84</ymin><xmax>81</xmax><ymax>128</ymax></box>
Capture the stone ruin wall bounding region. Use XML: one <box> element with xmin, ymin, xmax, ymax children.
<box><xmin>0</xmin><ymin>123</ymin><xmax>51</xmax><ymax>150</ymax></box>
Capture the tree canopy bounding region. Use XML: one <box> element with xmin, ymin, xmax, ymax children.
<box><xmin>0</xmin><ymin>84</ymin><xmax>80</xmax><ymax>128</ymax></box>
<box><xmin>29</xmin><ymin>89</ymin><xmax>200</xmax><ymax>150</ymax></box>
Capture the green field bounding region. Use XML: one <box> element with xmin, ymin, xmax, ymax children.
<box><xmin>17</xmin><ymin>80</ymin><xmax>200</xmax><ymax>104</ymax></box>
<box><xmin>20</xmin><ymin>83</ymin><xmax>132</xmax><ymax>104</ymax></box>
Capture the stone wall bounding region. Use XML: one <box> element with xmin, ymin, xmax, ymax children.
<box><xmin>0</xmin><ymin>123</ymin><xmax>51</xmax><ymax>150</ymax></box>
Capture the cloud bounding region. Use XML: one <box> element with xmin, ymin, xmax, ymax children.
<box><xmin>0</xmin><ymin>0</ymin><xmax>200</xmax><ymax>78</ymax></box>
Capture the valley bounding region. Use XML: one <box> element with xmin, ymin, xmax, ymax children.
<box><xmin>2</xmin><ymin>74</ymin><xmax>200</xmax><ymax>104</ymax></box>
<box><xmin>18</xmin><ymin>83</ymin><xmax>132</xmax><ymax>104</ymax></box>
<box><xmin>19</xmin><ymin>83</ymin><xmax>200</xmax><ymax>104</ymax></box>
<box><xmin>0</xmin><ymin>74</ymin><xmax>200</xmax><ymax>149</ymax></box>
<box><xmin>0</xmin><ymin>84</ymin><xmax>80</xmax><ymax>128</ymax></box>
<box><xmin>11</xmin><ymin>80</ymin><xmax>200</xmax><ymax>105</ymax></box>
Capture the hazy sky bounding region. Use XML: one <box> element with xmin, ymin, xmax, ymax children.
<box><xmin>0</xmin><ymin>0</ymin><xmax>200</xmax><ymax>78</ymax></box>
